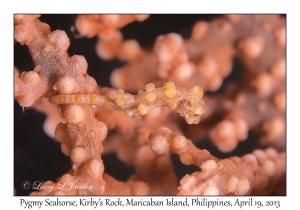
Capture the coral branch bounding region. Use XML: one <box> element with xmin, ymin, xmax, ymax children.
<box><xmin>14</xmin><ymin>14</ymin><xmax>285</xmax><ymax>196</ymax></box>
<box><xmin>14</xmin><ymin>15</ymin><xmax>97</xmax><ymax>107</ymax></box>
<box><xmin>149</xmin><ymin>127</ymin><xmax>285</xmax><ymax>195</ymax></box>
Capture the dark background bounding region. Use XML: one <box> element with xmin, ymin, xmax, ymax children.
<box><xmin>14</xmin><ymin>14</ymin><xmax>263</xmax><ymax>195</ymax></box>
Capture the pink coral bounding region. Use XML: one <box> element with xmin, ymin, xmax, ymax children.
<box><xmin>14</xmin><ymin>14</ymin><xmax>285</xmax><ymax>196</ymax></box>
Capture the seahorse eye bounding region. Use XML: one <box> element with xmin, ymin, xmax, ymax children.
<box><xmin>178</xmin><ymin>99</ymin><xmax>187</xmax><ymax>105</ymax></box>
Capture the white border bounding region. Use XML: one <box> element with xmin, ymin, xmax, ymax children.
<box><xmin>4</xmin><ymin>0</ymin><xmax>298</xmax><ymax>209</ymax></box>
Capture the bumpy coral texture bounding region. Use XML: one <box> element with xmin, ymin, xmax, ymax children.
<box><xmin>14</xmin><ymin>14</ymin><xmax>285</xmax><ymax>195</ymax></box>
